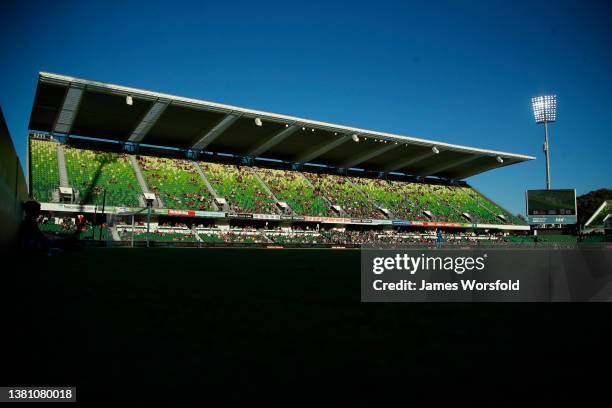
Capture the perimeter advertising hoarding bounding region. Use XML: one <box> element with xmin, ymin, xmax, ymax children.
<box><xmin>38</xmin><ymin>203</ymin><xmax>530</xmax><ymax>230</ymax></box>
<box><xmin>526</xmin><ymin>189</ymin><xmax>577</xmax><ymax>224</ymax></box>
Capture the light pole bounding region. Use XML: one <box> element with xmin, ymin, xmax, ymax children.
<box><xmin>531</xmin><ymin>95</ymin><xmax>557</xmax><ymax>190</ymax></box>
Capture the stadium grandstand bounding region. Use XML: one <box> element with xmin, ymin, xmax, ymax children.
<box><xmin>27</xmin><ymin>72</ymin><xmax>538</xmax><ymax>246</ymax></box>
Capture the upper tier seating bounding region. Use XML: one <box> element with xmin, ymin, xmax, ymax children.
<box><xmin>434</xmin><ymin>186</ymin><xmax>505</xmax><ymax>224</ymax></box>
<box><xmin>303</xmin><ymin>173</ymin><xmax>385</xmax><ymax>219</ymax></box>
<box><xmin>256</xmin><ymin>168</ymin><xmax>330</xmax><ymax>216</ymax></box>
<box><xmin>387</xmin><ymin>180</ymin><xmax>465</xmax><ymax>222</ymax></box>
<box><xmin>64</xmin><ymin>147</ymin><xmax>141</xmax><ymax>207</ymax></box>
<box><xmin>460</xmin><ymin>188</ymin><xmax>524</xmax><ymax>224</ymax></box>
<box><xmin>202</xmin><ymin>162</ymin><xmax>276</xmax><ymax>214</ymax></box>
<box><xmin>31</xmin><ymin>143</ymin><xmax>521</xmax><ymax>225</ymax></box>
<box><xmin>30</xmin><ymin>139</ymin><xmax>60</xmax><ymax>202</ymax></box>
<box><xmin>137</xmin><ymin>156</ymin><xmax>214</xmax><ymax>211</ymax></box>
<box><xmin>349</xmin><ymin>178</ymin><xmax>428</xmax><ymax>221</ymax></box>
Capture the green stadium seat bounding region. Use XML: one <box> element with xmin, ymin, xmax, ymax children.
<box><xmin>138</xmin><ymin>156</ymin><xmax>214</xmax><ymax>210</ymax></box>
<box><xmin>30</xmin><ymin>139</ymin><xmax>60</xmax><ymax>202</ymax></box>
<box><xmin>256</xmin><ymin>168</ymin><xmax>330</xmax><ymax>216</ymax></box>
<box><xmin>303</xmin><ymin>173</ymin><xmax>385</xmax><ymax>219</ymax></box>
<box><xmin>64</xmin><ymin>147</ymin><xmax>141</xmax><ymax>207</ymax></box>
<box><xmin>31</xmin><ymin>143</ymin><xmax>523</xmax><ymax>227</ymax></box>
<box><xmin>202</xmin><ymin>162</ymin><xmax>276</xmax><ymax>214</ymax></box>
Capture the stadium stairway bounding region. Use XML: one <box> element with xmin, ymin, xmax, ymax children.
<box><xmin>397</xmin><ymin>192</ymin><xmax>428</xmax><ymax>220</ymax></box>
<box><xmin>298</xmin><ymin>172</ymin><xmax>341</xmax><ymax>216</ymax></box>
<box><xmin>428</xmin><ymin>187</ymin><xmax>468</xmax><ymax>223</ymax></box>
<box><xmin>469</xmin><ymin>185</ymin><xmax>519</xmax><ymax>224</ymax></box>
<box><xmin>130</xmin><ymin>155</ymin><xmax>163</xmax><ymax>208</ymax></box>
<box><xmin>251</xmin><ymin>169</ymin><xmax>286</xmax><ymax>215</ymax></box>
<box><xmin>478</xmin><ymin>201</ymin><xmax>505</xmax><ymax>223</ymax></box>
<box><xmin>193</xmin><ymin>162</ymin><xmax>224</xmax><ymax>211</ymax></box>
<box><xmin>346</xmin><ymin>176</ymin><xmax>392</xmax><ymax>219</ymax></box>
<box><xmin>56</xmin><ymin>144</ymin><xmax>70</xmax><ymax>188</ymax></box>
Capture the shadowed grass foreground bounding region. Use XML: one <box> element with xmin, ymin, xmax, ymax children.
<box><xmin>1</xmin><ymin>247</ymin><xmax>606</xmax><ymax>402</ymax></box>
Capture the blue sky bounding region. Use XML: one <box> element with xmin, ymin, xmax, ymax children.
<box><xmin>1</xmin><ymin>0</ymin><xmax>610</xmax><ymax>215</ymax></box>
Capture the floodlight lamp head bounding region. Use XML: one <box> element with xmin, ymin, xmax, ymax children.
<box><xmin>254</xmin><ymin>117</ymin><xmax>263</xmax><ymax>127</ymax></box>
<box><xmin>431</xmin><ymin>146</ymin><xmax>440</xmax><ymax>154</ymax></box>
<box><xmin>126</xmin><ymin>95</ymin><xmax>133</xmax><ymax>106</ymax></box>
<box><xmin>531</xmin><ymin>94</ymin><xmax>556</xmax><ymax>124</ymax></box>
<box><xmin>351</xmin><ymin>134</ymin><xmax>360</xmax><ymax>142</ymax></box>
<box><xmin>496</xmin><ymin>156</ymin><xmax>504</xmax><ymax>163</ymax></box>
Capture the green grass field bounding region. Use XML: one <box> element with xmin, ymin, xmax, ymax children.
<box><xmin>2</xmin><ymin>247</ymin><xmax>606</xmax><ymax>402</ymax></box>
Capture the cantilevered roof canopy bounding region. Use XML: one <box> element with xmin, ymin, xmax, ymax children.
<box><xmin>29</xmin><ymin>72</ymin><xmax>535</xmax><ymax>179</ymax></box>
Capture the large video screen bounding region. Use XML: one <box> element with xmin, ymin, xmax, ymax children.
<box><xmin>526</xmin><ymin>189</ymin><xmax>577</xmax><ymax>224</ymax></box>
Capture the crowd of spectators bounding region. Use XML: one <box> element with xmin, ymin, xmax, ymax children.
<box><xmin>303</xmin><ymin>173</ymin><xmax>384</xmax><ymax>219</ymax></box>
<box><xmin>351</xmin><ymin>178</ymin><xmax>426</xmax><ymax>221</ymax></box>
<box><xmin>138</xmin><ymin>156</ymin><xmax>214</xmax><ymax>210</ymax></box>
<box><xmin>38</xmin><ymin>216</ymin><xmax>108</xmax><ymax>239</ymax></box>
<box><xmin>202</xmin><ymin>163</ymin><xmax>277</xmax><ymax>214</ymax></box>
<box><xmin>64</xmin><ymin>147</ymin><xmax>140</xmax><ymax>207</ymax></box>
<box><xmin>256</xmin><ymin>167</ymin><xmax>330</xmax><ymax>216</ymax></box>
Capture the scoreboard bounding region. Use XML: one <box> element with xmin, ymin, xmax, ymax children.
<box><xmin>526</xmin><ymin>189</ymin><xmax>577</xmax><ymax>224</ymax></box>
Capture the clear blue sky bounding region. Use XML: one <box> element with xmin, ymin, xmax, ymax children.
<box><xmin>1</xmin><ymin>0</ymin><xmax>610</xmax><ymax>215</ymax></box>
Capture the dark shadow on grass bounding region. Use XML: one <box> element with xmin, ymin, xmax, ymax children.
<box><xmin>70</xmin><ymin>152</ymin><xmax>120</xmax><ymax>240</ymax></box>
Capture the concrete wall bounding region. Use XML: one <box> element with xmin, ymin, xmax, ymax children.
<box><xmin>0</xmin><ymin>107</ymin><xmax>28</xmax><ymax>247</ymax></box>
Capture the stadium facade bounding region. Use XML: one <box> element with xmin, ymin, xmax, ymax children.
<box><xmin>27</xmin><ymin>72</ymin><xmax>535</xmax><ymax>244</ymax></box>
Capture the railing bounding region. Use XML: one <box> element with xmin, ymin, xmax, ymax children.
<box><xmin>78</xmin><ymin>240</ymin><xmax>610</xmax><ymax>249</ymax></box>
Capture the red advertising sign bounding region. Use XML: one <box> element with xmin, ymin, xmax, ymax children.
<box><xmin>168</xmin><ymin>209</ymin><xmax>196</xmax><ymax>217</ymax></box>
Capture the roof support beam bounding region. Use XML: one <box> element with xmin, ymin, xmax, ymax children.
<box><xmin>128</xmin><ymin>99</ymin><xmax>170</xmax><ymax>143</ymax></box>
<box><xmin>415</xmin><ymin>155</ymin><xmax>484</xmax><ymax>177</ymax></box>
<box><xmin>53</xmin><ymin>85</ymin><xmax>84</xmax><ymax>134</ymax></box>
<box><xmin>191</xmin><ymin>112</ymin><xmax>241</xmax><ymax>150</ymax></box>
<box><xmin>383</xmin><ymin>150</ymin><xmax>438</xmax><ymax>173</ymax></box>
<box><xmin>246</xmin><ymin>123</ymin><xmax>300</xmax><ymax>157</ymax></box>
<box><xmin>295</xmin><ymin>135</ymin><xmax>350</xmax><ymax>164</ymax></box>
<box><xmin>338</xmin><ymin>142</ymin><xmax>399</xmax><ymax>169</ymax></box>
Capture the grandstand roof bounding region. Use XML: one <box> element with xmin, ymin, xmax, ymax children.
<box><xmin>29</xmin><ymin>72</ymin><xmax>535</xmax><ymax>179</ymax></box>
<box><xmin>585</xmin><ymin>200</ymin><xmax>612</xmax><ymax>227</ymax></box>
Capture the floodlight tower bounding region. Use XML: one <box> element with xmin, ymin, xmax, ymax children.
<box><xmin>531</xmin><ymin>95</ymin><xmax>557</xmax><ymax>190</ymax></box>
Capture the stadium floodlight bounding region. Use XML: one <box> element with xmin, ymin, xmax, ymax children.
<box><xmin>431</xmin><ymin>146</ymin><xmax>440</xmax><ymax>154</ymax></box>
<box><xmin>496</xmin><ymin>156</ymin><xmax>504</xmax><ymax>163</ymax></box>
<box><xmin>254</xmin><ymin>117</ymin><xmax>263</xmax><ymax>127</ymax></box>
<box><xmin>351</xmin><ymin>134</ymin><xmax>359</xmax><ymax>142</ymax></box>
<box><xmin>531</xmin><ymin>94</ymin><xmax>557</xmax><ymax>190</ymax></box>
<box><xmin>126</xmin><ymin>95</ymin><xmax>133</xmax><ymax>106</ymax></box>
<box><xmin>531</xmin><ymin>95</ymin><xmax>556</xmax><ymax>124</ymax></box>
